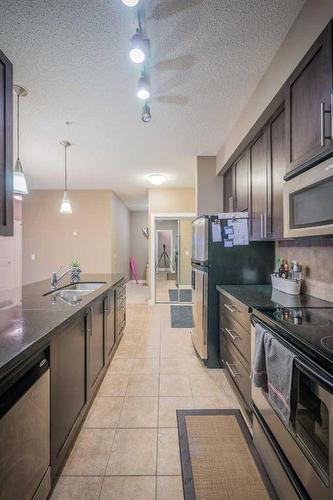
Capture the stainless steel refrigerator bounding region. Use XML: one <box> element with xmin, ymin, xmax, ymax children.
<box><xmin>191</xmin><ymin>215</ymin><xmax>274</xmax><ymax>367</ymax></box>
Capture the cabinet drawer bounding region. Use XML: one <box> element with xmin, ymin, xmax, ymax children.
<box><xmin>220</xmin><ymin>313</ymin><xmax>250</xmax><ymax>364</ymax></box>
<box><xmin>116</xmin><ymin>283</ymin><xmax>126</xmax><ymax>301</ymax></box>
<box><xmin>220</xmin><ymin>333</ymin><xmax>251</xmax><ymax>409</ymax></box>
<box><xmin>219</xmin><ymin>293</ymin><xmax>250</xmax><ymax>332</ymax></box>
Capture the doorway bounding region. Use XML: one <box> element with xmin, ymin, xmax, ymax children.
<box><xmin>153</xmin><ymin>217</ymin><xmax>194</xmax><ymax>304</ymax></box>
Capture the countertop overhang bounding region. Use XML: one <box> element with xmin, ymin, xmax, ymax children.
<box><xmin>0</xmin><ymin>273</ymin><xmax>125</xmax><ymax>381</ymax></box>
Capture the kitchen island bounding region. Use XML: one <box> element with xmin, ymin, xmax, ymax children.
<box><xmin>0</xmin><ymin>273</ymin><xmax>126</xmax><ymax>494</ymax></box>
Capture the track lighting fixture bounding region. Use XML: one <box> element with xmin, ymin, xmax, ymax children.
<box><xmin>129</xmin><ymin>29</ymin><xmax>149</xmax><ymax>64</ymax></box>
<box><xmin>137</xmin><ymin>73</ymin><xmax>150</xmax><ymax>100</ymax></box>
<box><xmin>121</xmin><ymin>0</ymin><xmax>139</xmax><ymax>7</ymax></box>
<box><xmin>13</xmin><ymin>85</ymin><xmax>29</xmax><ymax>195</ymax></box>
<box><xmin>59</xmin><ymin>141</ymin><xmax>72</xmax><ymax>214</ymax></box>
<box><xmin>141</xmin><ymin>102</ymin><xmax>151</xmax><ymax>123</ymax></box>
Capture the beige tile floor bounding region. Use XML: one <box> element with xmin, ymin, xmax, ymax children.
<box><xmin>51</xmin><ymin>298</ymin><xmax>239</xmax><ymax>500</ymax></box>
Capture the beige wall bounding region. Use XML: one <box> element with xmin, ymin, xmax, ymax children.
<box><xmin>179</xmin><ymin>219</ymin><xmax>192</xmax><ymax>287</ymax></box>
<box><xmin>148</xmin><ymin>188</ymin><xmax>196</xmax><ymax>214</ymax></box>
<box><xmin>129</xmin><ymin>211</ymin><xmax>148</xmax><ymax>280</ymax></box>
<box><xmin>110</xmin><ymin>192</ymin><xmax>130</xmax><ymax>278</ymax></box>
<box><xmin>276</xmin><ymin>239</ymin><xmax>333</xmax><ymax>303</ymax></box>
<box><xmin>196</xmin><ymin>156</ymin><xmax>222</xmax><ymax>216</ymax></box>
<box><xmin>22</xmin><ymin>190</ymin><xmax>129</xmax><ymax>284</ymax></box>
<box><xmin>217</xmin><ymin>0</ymin><xmax>333</xmax><ymax>172</ymax></box>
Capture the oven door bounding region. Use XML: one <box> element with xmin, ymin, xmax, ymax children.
<box><xmin>283</xmin><ymin>157</ymin><xmax>333</xmax><ymax>238</ymax></box>
<box><xmin>251</xmin><ymin>321</ymin><xmax>333</xmax><ymax>499</ymax></box>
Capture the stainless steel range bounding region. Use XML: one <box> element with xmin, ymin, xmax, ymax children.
<box><xmin>251</xmin><ymin>307</ymin><xmax>333</xmax><ymax>500</ymax></box>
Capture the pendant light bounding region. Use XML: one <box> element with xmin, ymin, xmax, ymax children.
<box><xmin>13</xmin><ymin>85</ymin><xmax>28</xmax><ymax>195</ymax></box>
<box><xmin>129</xmin><ymin>29</ymin><xmax>150</xmax><ymax>64</ymax></box>
<box><xmin>59</xmin><ymin>141</ymin><xmax>72</xmax><ymax>214</ymax></box>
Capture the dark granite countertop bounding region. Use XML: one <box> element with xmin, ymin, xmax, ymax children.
<box><xmin>0</xmin><ymin>273</ymin><xmax>124</xmax><ymax>380</ymax></box>
<box><xmin>216</xmin><ymin>284</ymin><xmax>333</xmax><ymax>311</ymax></box>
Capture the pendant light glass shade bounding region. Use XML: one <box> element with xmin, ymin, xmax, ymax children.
<box><xmin>13</xmin><ymin>158</ymin><xmax>28</xmax><ymax>194</ymax></box>
<box><xmin>59</xmin><ymin>141</ymin><xmax>72</xmax><ymax>214</ymax></box>
<box><xmin>60</xmin><ymin>190</ymin><xmax>72</xmax><ymax>214</ymax></box>
<box><xmin>13</xmin><ymin>85</ymin><xmax>29</xmax><ymax>195</ymax></box>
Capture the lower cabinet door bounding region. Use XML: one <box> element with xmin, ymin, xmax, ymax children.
<box><xmin>51</xmin><ymin>313</ymin><xmax>87</xmax><ymax>474</ymax></box>
<box><xmin>89</xmin><ymin>297</ymin><xmax>105</xmax><ymax>391</ymax></box>
<box><xmin>105</xmin><ymin>291</ymin><xmax>115</xmax><ymax>359</ymax></box>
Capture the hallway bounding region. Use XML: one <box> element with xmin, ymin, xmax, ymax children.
<box><xmin>51</xmin><ymin>301</ymin><xmax>239</xmax><ymax>500</ymax></box>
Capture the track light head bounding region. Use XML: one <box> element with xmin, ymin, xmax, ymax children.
<box><xmin>137</xmin><ymin>74</ymin><xmax>150</xmax><ymax>100</ymax></box>
<box><xmin>130</xmin><ymin>31</ymin><xmax>149</xmax><ymax>64</ymax></box>
<box><xmin>141</xmin><ymin>102</ymin><xmax>151</xmax><ymax>123</ymax></box>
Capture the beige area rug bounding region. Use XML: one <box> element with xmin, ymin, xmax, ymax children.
<box><xmin>177</xmin><ymin>409</ymin><xmax>276</xmax><ymax>500</ymax></box>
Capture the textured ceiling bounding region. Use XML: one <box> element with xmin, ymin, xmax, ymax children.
<box><xmin>0</xmin><ymin>0</ymin><xmax>304</xmax><ymax>210</ymax></box>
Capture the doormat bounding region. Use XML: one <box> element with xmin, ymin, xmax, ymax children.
<box><xmin>177</xmin><ymin>409</ymin><xmax>276</xmax><ymax>500</ymax></box>
<box><xmin>169</xmin><ymin>289</ymin><xmax>193</xmax><ymax>303</ymax></box>
<box><xmin>170</xmin><ymin>305</ymin><xmax>194</xmax><ymax>328</ymax></box>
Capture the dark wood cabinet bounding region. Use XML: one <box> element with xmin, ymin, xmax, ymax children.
<box><xmin>249</xmin><ymin>132</ymin><xmax>267</xmax><ymax>240</ymax></box>
<box><xmin>88</xmin><ymin>296</ymin><xmax>106</xmax><ymax>393</ymax></box>
<box><xmin>115</xmin><ymin>281</ymin><xmax>126</xmax><ymax>342</ymax></box>
<box><xmin>219</xmin><ymin>292</ymin><xmax>252</xmax><ymax>419</ymax></box>
<box><xmin>105</xmin><ymin>290</ymin><xmax>115</xmax><ymax>359</ymax></box>
<box><xmin>51</xmin><ymin>312</ymin><xmax>88</xmax><ymax>476</ymax></box>
<box><xmin>223</xmin><ymin>166</ymin><xmax>234</xmax><ymax>212</ymax></box>
<box><xmin>285</xmin><ymin>21</ymin><xmax>333</xmax><ymax>174</ymax></box>
<box><xmin>234</xmin><ymin>151</ymin><xmax>249</xmax><ymax>212</ymax></box>
<box><xmin>267</xmin><ymin>108</ymin><xmax>286</xmax><ymax>239</ymax></box>
<box><xmin>0</xmin><ymin>49</ymin><xmax>13</xmax><ymax>236</ymax></box>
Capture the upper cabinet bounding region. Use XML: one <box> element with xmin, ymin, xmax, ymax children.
<box><xmin>249</xmin><ymin>132</ymin><xmax>267</xmax><ymax>240</ymax></box>
<box><xmin>223</xmin><ymin>166</ymin><xmax>234</xmax><ymax>212</ymax></box>
<box><xmin>0</xmin><ymin>49</ymin><xmax>13</xmax><ymax>236</ymax></box>
<box><xmin>285</xmin><ymin>21</ymin><xmax>333</xmax><ymax>175</ymax></box>
<box><xmin>234</xmin><ymin>151</ymin><xmax>249</xmax><ymax>212</ymax></box>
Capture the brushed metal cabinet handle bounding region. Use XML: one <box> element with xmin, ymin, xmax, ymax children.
<box><xmin>222</xmin><ymin>327</ymin><xmax>238</xmax><ymax>341</ymax></box>
<box><xmin>226</xmin><ymin>361</ymin><xmax>240</xmax><ymax>378</ymax></box>
<box><xmin>260</xmin><ymin>213</ymin><xmax>263</xmax><ymax>238</ymax></box>
<box><xmin>321</xmin><ymin>101</ymin><xmax>331</xmax><ymax>146</ymax></box>
<box><xmin>224</xmin><ymin>303</ymin><xmax>236</xmax><ymax>313</ymax></box>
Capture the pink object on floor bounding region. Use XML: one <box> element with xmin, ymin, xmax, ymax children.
<box><xmin>129</xmin><ymin>257</ymin><xmax>139</xmax><ymax>284</ymax></box>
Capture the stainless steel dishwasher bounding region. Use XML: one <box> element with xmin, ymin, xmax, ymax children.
<box><xmin>0</xmin><ymin>349</ymin><xmax>51</xmax><ymax>500</ymax></box>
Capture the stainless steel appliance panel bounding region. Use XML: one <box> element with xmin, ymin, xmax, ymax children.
<box><xmin>0</xmin><ymin>355</ymin><xmax>50</xmax><ymax>500</ymax></box>
<box><xmin>191</xmin><ymin>267</ymin><xmax>208</xmax><ymax>359</ymax></box>
<box><xmin>251</xmin><ymin>322</ymin><xmax>333</xmax><ymax>500</ymax></box>
<box><xmin>192</xmin><ymin>217</ymin><xmax>209</xmax><ymax>263</ymax></box>
<box><xmin>284</xmin><ymin>157</ymin><xmax>333</xmax><ymax>237</ymax></box>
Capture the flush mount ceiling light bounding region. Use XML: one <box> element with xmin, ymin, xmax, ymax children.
<box><xmin>13</xmin><ymin>85</ymin><xmax>28</xmax><ymax>195</ymax></box>
<box><xmin>121</xmin><ymin>0</ymin><xmax>139</xmax><ymax>6</ymax></box>
<box><xmin>137</xmin><ymin>73</ymin><xmax>150</xmax><ymax>100</ymax></box>
<box><xmin>129</xmin><ymin>29</ymin><xmax>149</xmax><ymax>64</ymax></box>
<box><xmin>60</xmin><ymin>141</ymin><xmax>72</xmax><ymax>214</ymax></box>
<box><xmin>147</xmin><ymin>173</ymin><xmax>167</xmax><ymax>186</ymax></box>
<box><xmin>141</xmin><ymin>102</ymin><xmax>151</xmax><ymax>123</ymax></box>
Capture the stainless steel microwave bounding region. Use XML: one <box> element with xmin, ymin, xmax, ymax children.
<box><xmin>284</xmin><ymin>157</ymin><xmax>333</xmax><ymax>237</ymax></box>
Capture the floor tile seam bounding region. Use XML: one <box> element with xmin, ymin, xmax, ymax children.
<box><xmin>102</xmin><ymin>388</ymin><xmax>128</xmax><ymax>475</ymax></box>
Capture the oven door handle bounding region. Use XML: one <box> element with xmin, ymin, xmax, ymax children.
<box><xmin>294</xmin><ymin>357</ymin><xmax>333</xmax><ymax>394</ymax></box>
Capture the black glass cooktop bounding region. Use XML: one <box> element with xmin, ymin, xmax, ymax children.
<box><xmin>257</xmin><ymin>307</ymin><xmax>333</xmax><ymax>367</ymax></box>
